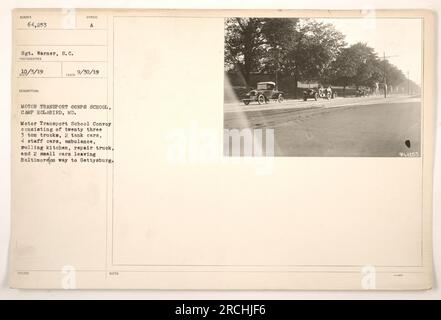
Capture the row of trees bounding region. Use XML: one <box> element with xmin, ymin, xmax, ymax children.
<box><xmin>225</xmin><ymin>18</ymin><xmax>417</xmax><ymax>96</ymax></box>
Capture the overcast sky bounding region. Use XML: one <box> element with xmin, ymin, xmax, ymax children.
<box><xmin>315</xmin><ymin>18</ymin><xmax>422</xmax><ymax>85</ymax></box>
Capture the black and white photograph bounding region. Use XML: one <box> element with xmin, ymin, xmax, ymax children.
<box><xmin>224</xmin><ymin>17</ymin><xmax>422</xmax><ymax>157</ymax></box>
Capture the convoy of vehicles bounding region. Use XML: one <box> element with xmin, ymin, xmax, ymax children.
<box><xmin>241</xmin><ymin>81</ymin><xmax>369</xmax><ymax>105</ymax></box>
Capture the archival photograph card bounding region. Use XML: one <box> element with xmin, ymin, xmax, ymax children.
<box><xmin>9</xmin><ymin>9</ymin><xmax>434</xmax><ymax>290</ymax></box>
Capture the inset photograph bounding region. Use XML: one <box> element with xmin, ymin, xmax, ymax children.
<box><xmin>224</xmin><ymin>18</ymin><xmax>422</xmax><ymax>157</ymax></box>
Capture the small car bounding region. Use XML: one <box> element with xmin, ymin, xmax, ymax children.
<box><xmin>303</xmin><ymin>86</ymin><xmax>336</xmax><ymax>101</ymax></box>
<box><xmin>242</xmin><ymin>82</ymin><xmax>284</xmax><ymax>105</ymax></box>
<box><xmin>303</xmin><ymin>88</ymin><xmax>319</xmax><ymax>101</ymax></box>
<box><xmin>355</xmin><ymin>88</ymin><xmax>369</xmax><ymax>97</ymax></box>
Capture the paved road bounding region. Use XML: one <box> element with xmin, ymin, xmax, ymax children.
<box><xmin>224</xmin><ymin>95</ymin><xmax>421</xmax><ymax>157</ymax></box>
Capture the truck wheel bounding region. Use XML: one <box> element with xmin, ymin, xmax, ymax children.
<box><xmin>257</xmin><ymin>94</ymin><xmax>265</xmax><ymax>105</ymax></box>
<box><xmin>277</xmin><ymin>94</ymin><xmax>284</xmax><ymax>103</ymax></box>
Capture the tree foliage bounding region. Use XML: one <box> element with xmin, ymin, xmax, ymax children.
<box><xmin>225</xmin><ymin>18</ymin><xmax>411</xmax><ymax>93</ymax></box>
<box><xmin>224</xmin><ymin>18</ymin><xmax>267</xmax><ymax>84</ymax></box>
<box><xmin>291</xmin><ymin>20</ymin><xmax>345</xmax><ymax>81</ymax></box>
<box><xmin>224</xmin><ymin>18</ymin><xmax>298</xmax><ymax>84</ymax></box>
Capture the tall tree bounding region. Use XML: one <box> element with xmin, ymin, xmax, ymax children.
<box><xmin>348</xmin><ymin>43</ymin><xmax>381</xmax><ymax>89</ymax></box>
<box><xmin>283</xmin><ymin>20</ymin><xmax>345</xmax><ymax>97</ymax></box>
<box><xmin>224</xmin><ymin>18</ymin><xmax>266</xmax><ymax>86</ymax></box>
<box><xmin>224</xmin><ymin>18</ymin><xmax>298</xmax><ymax>87</ymax></box>
<box><xmin>328</xmin><ymin>47</ymin><xmax>358</xmax><ymax>96</ymax></box>
<box><xmin>258</xmin><ymin>18</ymin><xmax>298</xmax><ymax>78</ymax></box>
<box><xmin>385</xmin><ymin>61</ymin><xmax>406</xmax><ymax>88</ymax></box>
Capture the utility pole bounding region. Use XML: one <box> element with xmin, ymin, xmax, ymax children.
<box><xmin>275</xmin><ymin>46</ymin><xmax>281</xmax><ymax>90</ymax></box>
